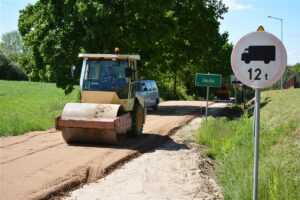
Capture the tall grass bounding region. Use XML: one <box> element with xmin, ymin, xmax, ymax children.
<box><xmin>0</xmin><ymin>80</ymin><xmax>79</xmax><ymax>136</ymax></box>
<box><xmin>197</xmin><ymin>89</ymin><xmax>300</xmax><ymax>199</ymax></box>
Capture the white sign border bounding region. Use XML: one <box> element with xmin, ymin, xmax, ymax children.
<box><xmin>231</xmin><ymin>31</ymin><xmax>287</xmax><ymax>89</ymax></box>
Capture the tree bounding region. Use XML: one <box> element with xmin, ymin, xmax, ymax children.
<box><xmin>0</xmin><ymin>31</ymin><xmax>23</xmax><ymax>63</ymax></box>
<box><xmin>156</xmin><ymin>1</ymin><xmax>228</xmax><ymax>95</ymax></box>
<box><xmin>19</xmin><ymin>0</ymin><xmax>229</xmax><ymax>96</ymax></box>
<box><xmin>283</xmin><ymin>63</ymin><xmax>300</xmax><ymax>82</ymax></box>
<box><xmin>0</xmin><ymin>31</ymin><xmax>29</xmax><ymax>80</ymax></box>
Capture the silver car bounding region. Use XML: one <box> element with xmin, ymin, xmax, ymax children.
<box><xmin>136</xmin><ymin>80</ymin><xmax>160</xmax><ymax>110</ymax></box>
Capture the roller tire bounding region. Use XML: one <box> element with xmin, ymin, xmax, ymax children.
<box><xmin>128</xmin><ymin>103</ymin><xmax>144</xmax><ymax>137</ymax></box>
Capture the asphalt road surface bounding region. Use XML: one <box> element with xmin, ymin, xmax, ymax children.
<box><xmin>0</xmin><ymin>101</ymin><xmax>209</xmax><ymax>200</ymax></box>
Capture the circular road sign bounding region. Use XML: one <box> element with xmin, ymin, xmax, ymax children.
<box><xmin>231</xmin><ymin>31</ymin><xmax>287</xmax><ymax>89</ymax></box>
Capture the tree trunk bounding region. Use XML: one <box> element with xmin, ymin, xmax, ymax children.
<box><xmin>173</xmin><ymin>70</ymin><xmax>177</xmax><ymax>97</ymax></box>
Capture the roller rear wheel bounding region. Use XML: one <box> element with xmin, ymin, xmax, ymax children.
<box><xmin>128</xmin><ymin>103</ymin><xmax>144</xmax><ymax>136</ymax></box>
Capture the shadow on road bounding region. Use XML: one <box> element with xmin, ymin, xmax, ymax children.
<box><xmin>66</xmin><ymin>133</ymin><xmax>189</xmax><ymax>153</ymax></box>
<box><xmin>147</xmin><ymin>105</ymin><xmax>202</xmax><ymax>116</ymax></box>
<box><xmin>207</xmin><ymin>107</ymin><xmax>243</xmax><ymax>120</ymax></box>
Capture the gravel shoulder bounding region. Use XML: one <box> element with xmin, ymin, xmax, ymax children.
<box><xmin>66</xmin><ymin>115</ymin><xmax>223</xmax><ymax>200</ymax></box>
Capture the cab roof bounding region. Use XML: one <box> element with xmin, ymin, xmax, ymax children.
<box><xmin>78</xmin><ymin>54</ymin><xmax>140</xmax><ymax>61</ymax></box>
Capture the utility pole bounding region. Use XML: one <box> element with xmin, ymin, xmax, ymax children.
<box><xmin>268</xmin><ymin>16</ymin><xmax>284</xmax><ymax>89</ymax></box>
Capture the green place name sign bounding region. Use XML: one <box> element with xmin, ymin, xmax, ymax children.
<box><xmin>195</xmin><ymin>73</ymin><xmax>222</xmax><ymax>87</ymax></box>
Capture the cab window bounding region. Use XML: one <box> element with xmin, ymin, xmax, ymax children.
<box><xmin>150</xmin><ymin>81</ymin><xmax>157</xmax><ymax>91</ymax></box>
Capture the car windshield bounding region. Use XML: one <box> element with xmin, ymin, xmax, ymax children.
<box><xmin>82</xmin><ymin>60</ymin><xmax>128</xmax><ymax>91</ymax></box>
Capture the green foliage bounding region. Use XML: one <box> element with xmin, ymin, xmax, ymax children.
<box><xmin>284</xmin><ymin>63</ymin><xmax>300</xmax><ymax>82</ymax></box>
<box><xmin>0</xmin><ymin>51</ymin><xmax>28</xmax><ymax>80</ymax></box>
<box><xmin>269</xmin><ymin>63</ymin><xmax>300</xmax><ymax>90</ymax></box>
<box><xmin>0</xmin><ymin>80</ymin><xmax>79</xmax><ymax>136</ymax></box>
<box><xmin>286</xmin><ymin>63</ymin><xmax>300</xmax><ymax>75</ymax></box>
<box><xmin>187</xmin><ymin>40</ymin><xmax>233</xmax><ymax>96</ymax></box>
<box><xmin>18</xmin><ymin>0</ymin><xmax>230</xmax><ymax>96</ymax></box>
<box><xmin>146</xmin><ymin>70</ymin><xmax>191</xmax><ymax>100</ymax></box>
<box><xmin>0</xmin><ymin>31</ymin><xmax>23</xmax><ymax>63</ymax></box>
<box><xmin>0</xmin><ymin>31</ymin><xmax>31</xmax><ymax>81</ymax></box>
<box><xmin>196</xmin><ymin>89</ymin><xmax>300</xmax><ymax>199</ymax></box>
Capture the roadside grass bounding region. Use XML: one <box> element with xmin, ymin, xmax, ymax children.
<box><xmin>196</xmin><ymin>89</ymin><xmax>300</xmax><ymax>199</ymax></box>
<box><xmin>0</xmin><ymin>80</ymin><xmax>79</xmax><ymax>136</ymax></box>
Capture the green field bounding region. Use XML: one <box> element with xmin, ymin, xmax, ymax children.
<box><xmin>0</xmin><ymin>80</ymin><xmax>79</xmax><ymax>136</ymax></box>
<box><xmin>196</xmin><ymin>89</ymin><xmax>300</xmax><ymax>199</ymax></box>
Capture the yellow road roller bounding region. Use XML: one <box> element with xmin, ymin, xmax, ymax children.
<box><xmin>55</xmin><ymin>51</ymin><xmax>146</xmax><ymax>144</ymax></box>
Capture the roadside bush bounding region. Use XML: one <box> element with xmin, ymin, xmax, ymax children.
<box><xmin>0</xmin><ymin>51</ymin><xmax>28</xmax><ymax>81</ymax></box>
<box><xmin>156</xmin><ymin>76</ymin><xmax>192</xmax><ymax>100</ymax></box>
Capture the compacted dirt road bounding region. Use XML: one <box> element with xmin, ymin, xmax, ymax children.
<box><xmin>66</xmin><ymin>116</ymin><xmax>223</xmax><ymax>200</ymax></box>
<box><xmin>0</xmin><ymin>101</ymin><xmax>208</xmax><ymax>200</ymax></box>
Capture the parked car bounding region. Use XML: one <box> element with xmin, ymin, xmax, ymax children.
<box><xmin>136</xmin><ymin>80</ymin><xmax>160</xmax><ymax>110</ymax></box>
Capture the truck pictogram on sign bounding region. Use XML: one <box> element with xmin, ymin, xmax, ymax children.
<box><xmin>241</xmin><ymin>45</ymin><xmax>276</xmax><ymax>64</ymax></box>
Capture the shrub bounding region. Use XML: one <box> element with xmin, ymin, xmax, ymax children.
<box><xmin>0</xmin><ymin>51</ymin><xmax>28</xmax><ymax>80</ymax></box>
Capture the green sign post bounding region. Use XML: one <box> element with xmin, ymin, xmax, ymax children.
<box><xmin>195</xmin><ymin>73</ymin><xmax>222</xmax><ymax>87</ymax></box>
<box><xmin>195</xmin><ymin>73</ymin><xmax>222</xmax><ymax>122</ymax></box>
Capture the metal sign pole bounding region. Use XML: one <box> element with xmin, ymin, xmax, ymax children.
<box><xmin>195</xmin><ymin>73</ymin><xmax>221</xmax><ymax>120</ymax></box>
<box><xmin>231</xmin><ymin>26</ymin><xmax>286</xmax><ymax>200</ymax></box>
<box><xmin>253</xmin><ymin>89</ymin><xmax>260</xmax><ymax>200</ymax></box>
<box><xmin>205</xmin><ymin>86</ymin><xmax>209</xmax><ymax>122</ymax></box>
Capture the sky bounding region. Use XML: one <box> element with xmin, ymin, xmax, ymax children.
<box><xmin>220</xmin><ymin>0</ymin><xmax>300</xmax><ymax>65</ymax></box>
<box><xmin>0</xmin><ymin>0</ymin><xmax>299</xmax><ymax>65</ymax></box>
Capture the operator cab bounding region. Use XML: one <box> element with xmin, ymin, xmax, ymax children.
<box><xmin>78</xmin><ymin>54</ymin><xmax>140</xmax><ymax>92</ymax></box>
<box><xmin>81</xmin><ymin>59</ymin><xmax>128</xmax><ymax>91</ymax></box>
